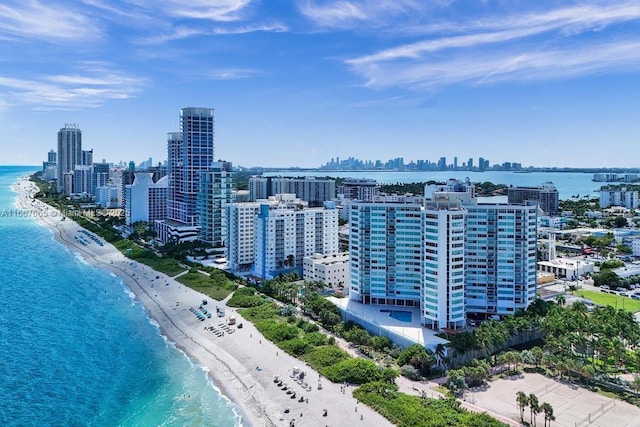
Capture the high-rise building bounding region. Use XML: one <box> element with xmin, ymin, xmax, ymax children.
<box><xmin>349</xmin><ymin>201</ymin><xmax>423</xmax><ymax>308</ymax></box>
<box><xmin>125</xmin><ymin>173</ymin><xmax>168</xmax><ymax>226</ymax></box>
<box><xmin>599</xmin><ymin>187</ymin><xmax>639</xmax><ymax>209</ymax></box>
<box><xmin>228</xmin><ymin>201</ymin><xmax>261</xmax><ymax>272</ymax></box>
<box><xmin>92</xmin><ymin>162</ymin><xmax>110</xmax><ymax>195</ymax></box>
<box><xmin>465</xmin><ymin>202</ymin><xmax>538</xmax><ymax>317</ymax></box>
<box><xmin>338</xmin><ymin>178</ymin><xmax>379</xmax><ymax>201</ymax></box>
<box><xmin>348</xmin><ymin>181</ymin><xmax>538</xmax><ymax>330</ymax></box>
<box><xmin>422</xmin><ymin>196</ymin><xmax>467</xmax><ymax>330</ymax></box>
<box><xmin>437</xmin><ymin>157</ymin><xmax>447</xmax><ymax>171</ymax></box>
<box><xmin>249</xmin><ymin>176</ymin><xmax>335</xmax><ymax>206</ymax></box>
<box><xmin>157</xmin><ymin>108</ymin><xmax>215</xmax><ymax>242</ymax></box>
<box><xmin>253</xmin><ymin>195</ymin><xmax>338</xmax><ymax>279</ymax></box>
<box><xmin>57</xmin><ymin>124</ymin><xmax>82</xmax><ymax>193</ymax></box>
<box><xmin>248</xmin><ymin>176</ymin><xmax>269</xmax><ymax>201</ymax></box>
<box><xmin>95</xmin><ymin>185</ymin><xmax>120</xmax><ymax>208</ymax></box>
<box><xmin>72</xmin><ymin>165</ymin><xmax>92</xmax><ymax>195</ymax></box>
<box><xmin>82</xmin><ymin>149</ymin><xmax>93</xmax><ymax>166</ymax></box>
<box><xmin>47</xmin><ymin>149</ymin><xmax>57</xmax><ymax>163</ymax></box>
<box><xmin>507</xmin><ymin>182</ymin><xmax>559</xmax><ymax>215</ymax></box>
<box><xmin>166</xmin><ymin>108</ymin><xmax>215</xmax><ymax>226</ymax></box>
<box><xmin>197</xmin><ymin>161</ymin><xmax>233</xmax><ymax>252</ymax></box>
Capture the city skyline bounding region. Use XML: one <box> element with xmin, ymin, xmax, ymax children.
<box><xmin>1</xmin><ymin>1</ymin><xmax>640</xmax><ymax>168</ymax></box>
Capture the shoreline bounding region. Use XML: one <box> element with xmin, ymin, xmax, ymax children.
<box><xmin>13</xmin><ymin>175</ymin><xmax>392</xmax><ymax>427</ymax></box>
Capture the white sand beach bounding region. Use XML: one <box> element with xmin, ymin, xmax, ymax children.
<box><xmin>13</xmin><ymin>176</ymin><xmax>392</xmax><ymax>427</ymax></box>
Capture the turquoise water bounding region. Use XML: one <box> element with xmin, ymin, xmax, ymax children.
<box><xmin>389</xmin><ymin>311</ymin><xmax>412</xmax><ymax>322</ymax></box>
<box><xmin>0</xmin><ymin>167</ymin><xmax>240</xmax><ymax>426</ymax></box>
<box><xmin>380</xmin><ymin>309</ymin><xmax>412</xmax><ymax>322</ymax></box>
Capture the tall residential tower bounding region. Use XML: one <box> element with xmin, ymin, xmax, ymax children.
<box><xmin>57</xmin><ymin>124</ymin><xmax>82</xmax><ymax>193</ymax></box>
<box><xmin>157</xmin><ymin>108</ymin><xmax>215</xmax><ymax>242</ymax></box>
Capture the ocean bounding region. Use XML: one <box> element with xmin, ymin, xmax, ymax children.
<box><xmin>264</xmin><ymin>170</ymin><xmax>604</xmax><ymax>200</ymax></box>
<box><xmin>0</xmin><ymin>166</ymin><xmax>239</xmax><ymax>427</ymax></box>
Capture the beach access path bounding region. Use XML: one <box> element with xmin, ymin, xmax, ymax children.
<box><xmin>14</xmin><ymin>176</ymin><xmax>392</xmax><ymax>427</ymax></box>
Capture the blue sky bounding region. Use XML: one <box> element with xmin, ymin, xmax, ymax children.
<box><xmin>1</xmin><ymin>0</ymin><xmax>639</xmax><ymax>168</ymax></box>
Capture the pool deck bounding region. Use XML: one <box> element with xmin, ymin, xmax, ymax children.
<box><xmin>327</xmin><ymin>297</ymin><xmax>449</xmax><ymax>350</ymax></box>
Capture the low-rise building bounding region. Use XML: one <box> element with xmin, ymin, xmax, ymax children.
<box><xmin>537</xmin><ymin>257</ymin><xmax>594</xmax><ymax>280</ymax></box>
<box><xmin>303</xmin><ymin>252</ymin><xmax>349</xmax><ymax>289</ymax></box>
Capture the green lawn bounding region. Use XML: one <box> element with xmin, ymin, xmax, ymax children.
<box><xmin>577</xmin><ymin>290</ymin><xmax>640</xmax><ymax>313</ymax></box>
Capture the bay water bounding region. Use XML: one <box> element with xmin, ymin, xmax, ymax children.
<box><xmin>0</xmin><ymin>166</ymin><xmax>239</xmax><ymax>426</ymax></box>
<box><xmin>265</xmin><ymin>170</ymin><xmax>605</xmax><ymax>200</ymax></box>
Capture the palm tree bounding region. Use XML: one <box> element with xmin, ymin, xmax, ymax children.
<box><xmin>529</xmin><ymin>393</ymin><xmax>539</xmax><ymax>427</ymax></box>
<box><xmin>631</xmin><ymin>375</ymin><xmax>640</xmax><ymax>395</ymax></box>
<box><xmin>555</xmin><ymin>294</ymin><xmax>566</xmax><ymax>306</ymax></box>
<box><xmin>434</xmin><ymin>343</ymin><xmax>447</xmax><ymax>371</ymax></box>
<box><xmin>541</xmin><ymin>402</ymin><xmax>555</xmax><ymax>427</ymax></box>
<box><xmin>516</xmin><ymin>391</ymin><xmax>528</xmax><ymax>422</ymax></box>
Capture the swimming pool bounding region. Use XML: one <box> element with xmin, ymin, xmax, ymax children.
<box><xmin>380</xmin><ymin>309</ymin><xmax>412</xmax><ymax>322</ymax></box>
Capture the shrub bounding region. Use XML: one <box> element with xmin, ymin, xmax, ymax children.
<box><xmin>322</xmin><ymin>358</ymin><xmax>381</xmax><ymax>384</ymax></box>
<box><xmin>256</xmin><ymin>320</ymin><xmax>299</xmax><ymax>343</ymax></box>
<box><xmin>305</xmin><ymin>345</ymin><xmax>350</xmax><ymax>370</ymax></box>
<box><xmin>302</xmin><ymin>322</ymin><xmax>319</xmax><ymax>333</ymax></box>
<box><xmin>280</xmin><ymin>338</ymin><xmax>311</xmax><ymax>356</ymax></box>
<box><xmin>305</xmin><ymin>331</ymin><xmax>328</xmax><ymax>347</ymax></box>
<box><xmin>400</xmin><ymin>364</ymin><xmax>422</xmax><ymax>381</ymax></box>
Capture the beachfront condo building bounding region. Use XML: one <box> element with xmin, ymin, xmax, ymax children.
<box><xmin>92</xmin><ymin>162</ymin><xmax>111</xmax><ymax>195</ymax></box>
<box><xmin>96</xmin><ymin>185</ymin><xmax>120</xmax><ymax>209</ymax></box>
<box><xmin>507</xmin><ymin>182</ymin><xmax>559</xmax><ymax>215</ymax></box>
<box><xmin>348</xmin><ymin>181</ymin><xmax>538</xmax><ymax>330</ymax></box>
<box><xmin>348</xmin><ymin>201</ymin><xmax>424</xmax><ymax>308</ymax></box>
<box><xmin>197</xmin><ymin>161</ymin><xmax>233</xmax><ymax>254</ymax></box>
<box><xmin>228</xmin><ymin>201</ymin><xmax>261</xmax><ymax>272</ymax></box>
<box><xmin>125</xmin><ymin>172</ymin><xmax>168</xmax><ymax>226</ymax></box>
<box><xmin>422</xmin><ymin>195</ymin><xmax>467</xmax><ymax>330</ymax></box>
<box><xmin>57</xmin><ymin>124</ymin><xmax>82</xmax><ymax>194</ymax></box>
<box><xmin>72</xmin><ymin>165</ymin><xmax>92</xmax><ymax>196</ymax></box>
<box><xmin>156</xmin><ymin>107</ymin><xmax>215</xmax><ymax>243</ymax></box>
<box><xmin>253</xmin><ymin>195</ymin><xmax>339</xmax><ymax>279</ymax></box>
<box><xmin>464</xmin><ymin>202</ymin><xmax>538</xmax><ymax>317</ymax></box>
<box><xmin>348</xmin><ymin>195</ymin><xmax>467</xmax><ymax>330</ymax></box>
<box><xmin>249</xmin><ymin>176</ymin><xmax>336</xmax><ymax>206</ymax></box>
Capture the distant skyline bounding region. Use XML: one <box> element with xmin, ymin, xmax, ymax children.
<box><xmin>1</xmin><ymin>1</ymin><xmax>639</xmax><ymax>168</ymax></box>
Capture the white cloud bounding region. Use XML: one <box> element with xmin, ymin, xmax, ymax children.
<box><xmin>351</xmin><ymin>3</ymin><xmax>640</xmax><ymax>66</ymax></box>
<box><xmin>206</xmin><ymin>68</ymin><xmax>260</xmax><ymax>80</ymax></box>
<box><xmin>212</xmin><ymin>23</ymin><xmax>288</xmax><ymax>35</ymax></box>
<box><xmin>299</xmin><ymin>0</ymin><xmax>424</xmax><ymax>29</ymax></box>
<box><xmin>157</xmin><ymin>0</ymin><xmax>253</xmax><ymax>22</ymax></box>
<box><xmin>346</xmin><ymin>2</ymin><xmax>640</xmax><ymax>90</ymax></box>
<box><xmin>0</xmin><ymin>64</ymin><xmax>145</xmax><ymax>110</ymax></box>
<box><xmin>0</xmin><ymin>0</ymin><xmax>100</xmax><ymax>42</ymax></box>
<box><xmin>352</xmin><ymin>39</ymin><xmax>640</xmax><ymax>90</ymax></box>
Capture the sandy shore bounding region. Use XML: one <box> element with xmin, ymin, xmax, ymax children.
<box><xmin>13</xmin><ymin>176</ymin><xmax>392</xmax><ymax>427</ymax></box>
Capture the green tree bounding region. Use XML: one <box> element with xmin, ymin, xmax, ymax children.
<box><xmin>541</xmin><ymin>402</ymin><xmax>555</xmax><ymax>427</ymax></box>
<box><xmin>529</xmin><ymin>393</ymin><xmax>539</xmax><ymax>426</ymax></box>
<box><xmin>397</xmin><ymin>344</ymin><xmax>436</xmax><ymax>375</ymax></box>
<box><xmin>613</xmin><ymin>216</ymin><xmax>628</xmax><ymax>228</ymax></box>
<box><xmin>516</xmin><ymin>391</ymin><xmax>528</xmax><ymax>422</ymax></box>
